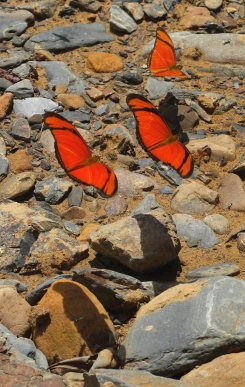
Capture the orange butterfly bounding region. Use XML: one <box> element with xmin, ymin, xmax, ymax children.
<box><xmin>149</xmin><ymin>27</ymin><xmax>187</xmax><ymax>79</ymax></box>
<box><xmin>43</xmin><ymin>112</ymin><xmax>117</xmax><ymax>197</ymax></box>
<box><xmin>127</xmin><ymin>94</ymin><xmax>194</xmax><ymax>178</ymax></box>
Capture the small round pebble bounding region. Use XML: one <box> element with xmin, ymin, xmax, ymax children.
<box><xmin>203</xmin><ymin>214</ymin><xmax>229</xmax><ymax>235</ymax></box>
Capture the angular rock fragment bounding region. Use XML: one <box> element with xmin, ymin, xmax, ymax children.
<box><xmin>89</xmin><ymin>209</ymin><xmax>180</xmax><ymax>273</ymax></box>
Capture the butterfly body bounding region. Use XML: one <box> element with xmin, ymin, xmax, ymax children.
<box><xmin>149</xmin><ymin>27</ymin><xmax>187</xmax><ymax>79</ymax></box>
<box><xmin>126</xmin><ymin>94</ymin><xmax>194</xmax><ymax>178</ymax></box>
<box><xmin>43</xmin><ymin>112</ymin><xmax>117</xmax><ymax>197</ymax></box>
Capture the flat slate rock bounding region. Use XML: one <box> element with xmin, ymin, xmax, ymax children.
<box><xmin>119</xmin><ymin>276</ymin><xmax>245</xmax><ymax>377</ymax></box>
<box><xmin>186</xmin><ymin>262</ymin><xmax>240</xmax><ymax>279</ymax></box>
<box><xmin>25</xmin><ymin>22</ymin><xmax>114</xmax><ymax>52</ymax></box>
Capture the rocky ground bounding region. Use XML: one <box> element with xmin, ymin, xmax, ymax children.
<box><xmin>0</xmin><ymin>0</ymin><xmax>245</xmax><ymax>386</ymax></box>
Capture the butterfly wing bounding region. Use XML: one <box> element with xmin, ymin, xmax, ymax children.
<box><xmin>149</xmin><ymin>28</ymin><xmax>187</xmax><ymax>79</ymax></box>
<box><xmin>126</xmin><ymin>94</ymin><xmax>193</xmax><ymax>178</ymax></box>
<box><xmin>43</xmin><ymin>113</ymin><xmax>117</xmax><ymax>197</ymax></box>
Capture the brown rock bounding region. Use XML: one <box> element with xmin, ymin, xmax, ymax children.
<box><xmin>0</xmin><ymin>171</ymin><xmax>36</xmax><ymax>200</ymax></box>
<box><xmin>0</xmin><ymin>286</ymin><xmax>31</xmax><ymax>336</ymax></box>
<box><xmin>219</xmin><ymin>173</ymin><xmax>245</xmax><ymax>211</ymax></box>
<box><xmin>0</xmin><ymin>353</ymin><xmax>64</xmax><ymax>387</ymax></box>
<box><xmin>115</xmin><ymin>168</ymin><xmax>155</xmax><ymax>198</ymax></box>
<box><xmin>56</xmin><ymin>84</ymin><xmax>68</xmax><ymax>94</ymax></box>
<box><xmin>179</xmin><ymin>6</ymin><xmax>215</xmax><ymax>29</ymax></box>
<box><xmin>171</xmin><ymin>182</ymin><xmax>218</xmax><ymax>215</ymax></box>
<box><xmin>86</xmin><ymin>87</ymin><xmax>104</xmax><ymax>101</ymax></box>
<box><xmin>187</xmin><ymin>135</ymin><xmax>236</xmax><ymax>162</ymax></box>
<box><xmin>56</xmin><ymin>93</ymin><xmax>85</xmax><ymax>109</ymax></box>
<box><xmin>32</xmin><ymin>280</ymin><xmax>115</xmax><ymax>362</ymax></box>
<box><xmin>63</xmin><ymin>372</ymin><xmax>84</xmax><ymax>387</ymax></box>
<box><xmin>181</xmin><ymin>352</ymin><xmax>245</xmax><ymax>387</ymax></box>
<box><xmin>9</xmin><ymin>149</ymin><xmax>33</xmax><ymax>173</ymax></box>
<box><xmin>0</xmin><ymin>93</ymin><xmax>13</xmax><ymax>120</ymax></box>
<box><xmin>89</xmin><ymin>209</ymin><xmax>180</xmax><ymax>273</ymax></box>
<box><xmin>88</xmin><ymin>52</ymin><xmax>124</xmax><ymax>73</ymax></box>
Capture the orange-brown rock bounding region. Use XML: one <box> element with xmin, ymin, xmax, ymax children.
<box><xmin>78</xmin><ymin>223</ymin><xmax>100</xmax><ymax>241</ymax></box>
<box><xmin>87</xmin><ymin>52</ymin><xmax>124</xmax><ymax>73</ymax></box>
<box><xmin>32</xmin><ymin>280</ymin><xmax>115</xmax><ymax>363</ymax></box>
<box><xmin>56</xmin><ymin>93</ymin><xmax>85</xmax><ymax>109</ymax></box>
<box><xmin>0</xmin><ymin>93</ymin><xmax>13</xmax><ymax>120</ymax></box>
<box><xmin>9</xmin><ymin>149</ymin><xmax>33</xmax><ymax>173</ymax></box>
<box><xmin>181</xmin><ymin>352</ymin><xmax>245</xmax><ymax>387</ymax></box>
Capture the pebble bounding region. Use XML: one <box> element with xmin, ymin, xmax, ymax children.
<box><xmin>105</xmin><ymin>194</ymin><xmax>128</xmax><ymax>216</ymax></box>
<box><xmin>120</xmin><ymin>70</ymin><xmax>143</xmax><ymax>85</ymax></box>
<box><xmin>159</xmin><ymin>185</ymin><xmax>174</xmax><ymax>195</ymax></box>
<box><xmin>62</xmin><ymin>206</ymin><xmax>86</xmax><ymax>221</ymax></box>
<box><xmin>16</xmin><ymin>1</ymin><xmax>58</xmax><ymax>19</ymax></box>
<box><xmin>68</xmin><ymin>185</ymin><xmax>83</xmax><ymax>206</ymax></box>
<box><xmin>0</xmin><ymin>93</ymin><xmax>13</xmax><ymax>120</ymax></box>
<box><xmin>10</xmin><ymin>118</ymin><xmax>31</xmax><ymax>141</ymax></box>
<box><xmin>123</xmin><ymin>3</ymin><xmax>144</xmax><ymax>22</ymax></box>
<box><xmin>115</xmin><ymin>168</ymin><xmax>156</xmax><ymax>198</ymax></box>
<box><xmin>6</xmin><ymin>79</ymin><xmax>34</xmax><ymax>98</ymax></box>
<box><xmin>88</xmin><ymin>52</ymin><xmax>124</xmax><ymax>73</ymax></box>
<box><xmin>219</xmin><ymin>173</ymin><xmax>245</xmax><ymax>211</ymax></box>
<box><xmin>110</xmin><ymin>5</ymin><xmax>138</xmax><ymax>33</ymax></box>
<box><xmin>0</xmin><ymin>78</ymin><xmax>13</xmax><ymax>91</ymax></box>
<box><xmin>203</xmin><ymin>214</ymin><xmax>230</xmax><ymax>235</ymax></box>
<box><xmin>25</xmin><ymin>23</ymin><xmax>114</xmax><ymax>52</ymax></box>
<box><xmin>0</xmin><ymin>137</ymin><xmax>6</xmax><ymax>157</ymax></box>
<box><xmin>13</xmin><ymin>97</ymin><xmax>58</xmax><ymax>119</ymax></box>
<box><xmin>95</xmin><ymin>103</ymin><xmax>110</xmax><ymax>116</ymax></box>
<box><xmin>186</xmin><ymin>262</ymin><xmax>240</xmax><ymax>279</ymax></box>
<box><xmin>131</xmin><ymin>193</ymin><xmax>161</xmax><ymax>216</ymax></box>
<box><xmin>171</xmin><ymin>182</ymin><xmax>219</xmax><ymax>214</ymax></box>
<box><xmin>12</xmin><ymin>63</ymin><xmax>32</xmax><ymax>78</ymax></box>
<box><xmin>34</xmin><ymin>177</ymin><xmax>72</xmax><ymax>204</ymax></box>
<box><xmin>40</xmin><ymin>130</ymin><xmax>55</xmax><ymax>153</ymax></box>
<box><xmin>205</xmin><ymin>0</ymin><xmax>223</xmax><ymax>10</ymax></box>
<box><xmin>143</xmin><ymin>0</ymin><xmax>167</xmax><ymax>19</ymax></box>
<box><xmin>0</xmin><ymin>171</ymin><xmax>36</xmax><ymax>200</ymax></box>
<box><xmin>172</xmin><ymin>213</ymin><xmax>220</xmax><ymax>249</ymax></box>
<box><xmin>64</xmin><ymin>221</ymin><xmax>81</xmax><ymax>236</ymax></box>
<box><xmin>0</xmin><ymin>51</ymin><xmax>31</xmax><ymax>69</ymax></box>
<box><xmin>56</xmin><ymin>93</ymin><xmax>85</xmax><ymax>109</ymax></box>
<box><xmin>87</xmin><ymin>87</ymin><xmax>104</xmax><ymax>101</ymax></box>
<box><xmin>187</xmin><ymin>134</ymin><xmax>236</xmax><ymax>162</ymax></box>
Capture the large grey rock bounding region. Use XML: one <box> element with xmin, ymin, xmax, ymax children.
<box><xmin>25</xmin><ymin>22</ymin><xmax>114</xmax><ymax>52</ymax></box>
<box><xmin>131</xmin><ymin>194</ymin><xmax>162</xmax><ymax>216</ymax></box>
<box><xmin>13</xmin><ymin>97</ymin><xmax>58</xmax><ymax>119</ymax></box>
<box><xmin>89</xmin><ymin>209</ymin><xmax>180</xmax><ymax>273</ymax></box>
<box><xmin>0</xmin><ymin>10</ymin><xmax>34</xmax><ymax>41</ymax></box>
<box><xmin>172</xmin><ymin>213</ymin><xmax>220</xmax><ymax>249</ymax></box>
<box><xmin>110</xmin><ymin>5</ymin><xmax>137</xmax><ymax>33</ymax></box>
<box><xmin>203</xmin><ymin>214</ymin><xmax>229</xmax><ymax>235</ymax></box>
<box><xmin>119</xmin><ymin>277</ymin><xmax>245</xmax><ymax>377</ymax></box>
<box><xmin>0</xmin><ymin>51</ymin><xmax>31</xmax><ymax>69</ymax></box>
<box><xmin>28</xmin><ymin>60</ymin><xmax>87</xmax><ymax>94</ymax></box>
